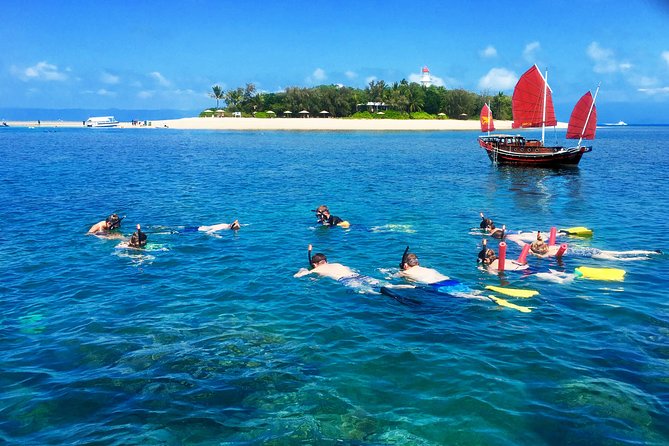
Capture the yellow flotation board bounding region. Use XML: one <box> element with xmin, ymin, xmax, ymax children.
<box><xmin>485</xmin><ymin>285</ymin><xmax>538</xmax><ymax>298</ymax></box>
<box><xmin>560</xmin><ymin>226</ymin><xmax>593</xmax><ymax>237</ymax></box>
<box><xmin>489</xmin><ymin>296</ymin><xmax>532</xmax><ymax>313</ymax></box>
<box><xmin>338</xmin><ymin>221</ymin><xmax>350</xmax><ymax>228</ymax></box>
<box><xmin>575</xmin><ymin>266</ymin><xmax>625</xmax><ymax>281</ymax></box>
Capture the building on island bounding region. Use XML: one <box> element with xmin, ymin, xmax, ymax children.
<box><xmin>420</xmin><ymin>66</ymin><xmax>431</xmax><ymax>87</ymax></box>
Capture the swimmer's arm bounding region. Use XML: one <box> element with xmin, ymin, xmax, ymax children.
<box><xmin>294</xmin><ymin>268</ymin><xmax>313</xmax><ymax>278</ymax></box>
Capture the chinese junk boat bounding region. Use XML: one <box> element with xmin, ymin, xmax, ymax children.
<box><xmin>478</xmin><ymin>65</ymin><xmax>599</xmax><ymax>167</ymax></box>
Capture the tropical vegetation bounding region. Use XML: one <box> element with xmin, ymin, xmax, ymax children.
<box><xmin>204</xmin><ymin>81</ymin><xmax>512</xmax><ymax>120</ymax></box>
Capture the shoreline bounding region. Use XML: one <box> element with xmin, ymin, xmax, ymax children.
<box><xmin>3</xmin><ymin>117</ymin><xmax>568</xmax><ymax>131</ymax></box>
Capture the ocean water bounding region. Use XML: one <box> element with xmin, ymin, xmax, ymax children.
<box><xmin>1</xmin><ymin>126</ymin><xmax>667</xmax><ymax>445</ymax></box>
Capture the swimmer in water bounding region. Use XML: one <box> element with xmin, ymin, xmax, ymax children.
<box><xmin>507</xmin><ymin>232</ymin><xmax>658</xmax><ymax>261</ymax></box>
<box><xmin>314</xmin><ymin>205</ymin><xmax>346</xmax><ymax>227</ymax></box>
<box><xmin>88</xmin><ymin>213</ymin><xmax>124</xmax><ymax>235</ymax></box>
<box><xmin>477</xmin><ymin>239</ymin><xmax>529</xmax><ymax>271</ymax></box>
<box><xmin>294</xmin><ymin>245</ymin><xmax>385</xmax><ymax>293</ymax></box>
<box><xmin>128</xmin><ymin>224</ymin><xmax>147</xmax><ymax>248</ymax></box>
<box><xmin>179</xmin><ymin>220</ymin><xmax>241</xmax><ymax>233</ymax></box>
<box><xmin>479</xmin><ymin>213</ymin><xmax>505</xmax><ymax>239</ymax></box>
<box><xmin>399</xmin><ymin>248</ymin><xmax>450</xmax><ymax>284</ymax></box>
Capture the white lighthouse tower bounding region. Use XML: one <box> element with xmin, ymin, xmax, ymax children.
<box><xmin>420</xmin><ymin>66</ymin><xmax>431</xmax><ymax>87</ymax></box>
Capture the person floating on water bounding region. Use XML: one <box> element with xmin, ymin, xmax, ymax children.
<box><xmin>477</xmin><ymin>239</ymin><xmax>529</xmax><ymax>271</ymax></box>
<box><xmin>178</xmin><ymin>220</ymin><xmax>241</xmax><ymax>233</ymax></box>
<box><xmin>399</xmin><ymin>248</ymin><xmax>450</xmax><ymax>284</ymax></box>
<box><xmin>128</xmin><ymin>224</ymin><xmax>147</xmax><ymax>248</ymax></box>
<box><xmin>479</xmin><ymin>212</ymin><xmax>505</xmax><ymax>239</ymax></box>
<box><xmin>294</xmin><ymin>244</ymin><xmax>383</xmax><ymax>293</ymax></box>
<box><xmin>477</xmin><ymin>239</ymin><xmax>498</xmax><ymax>266</ymax></box>
<box><xmin>314</xmin><ymin>205</ymin><xmax>349</xmax><ymax>227</ymax></box>
<box><xmin>530</xmin><ymin>231</ymin><xmax>550</xmax><ymax>255</ymax></box>
<box><xmin>505</xmin><ymin>231</ymin><xmax>659</xmax><ymax>261</ymax></box>
<box><xmin>88</xmin><ymin>213</ymin><xmax>124</xmax><ymax>235</ymax></box>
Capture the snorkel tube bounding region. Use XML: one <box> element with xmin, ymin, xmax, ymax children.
<box><xmin>399</xmin><ymin>246</ymin><xmax>410</xmax><ymax>269</ymax></box>
<box><xmin>308</xmin><ymin>244</ymin><xmax>313</xmax><ymax>269</ymax></box>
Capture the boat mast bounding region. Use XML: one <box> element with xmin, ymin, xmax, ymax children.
<box><xmin>577</xmin><ymin>83</ymin><xmax>601</xmax><ymax>147</ymax></box>
<box><xmin>541</xmin><ymin>68</ymin><xmax>548</xmax><ymax>144</ymax></box>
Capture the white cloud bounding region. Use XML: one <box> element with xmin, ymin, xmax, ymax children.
<box><xmin>96</xmin><ymin>88</ymin><xmax>116</xmax><ymax>97</ymax></box>
<box><xmin>587</xmin><ymin>42</ymin><xmax>631</xmax><ymax>73</ymax></box>
<box><xmin>11</xmin><ymin>61</ymin><xmax>69</xmax><ymax>81</ymax></box>
<box><xmin>307</xmin><ymin>68</ymin><xmax>327</xmax><ymax>84</ymax></box>
<box><xmin>478</xmin><ymin>68</ymin><xmax>517</xmax><ymax>91</ymax></box>
<box><xmin>101</xmin><ymin>72</ymin><xmax>120</xmax><ymax>84</ymax></box>
<box><xmin>638</xmin><ymin>86</ymin><xmax>669</xmax><ymax>94</ymax></box>
<box><xmin>662</xmin><ymin>51</ymin><xmax>669</xmax><ymax>66</ymax></box>
<box><xmin>523</xmin><ymin>42</ymin><xmax>540</xmax><ymax>61</ymax></box>
<box><xmin>345</xmin><ymin>70</ymin><xmax>357</xmax><ymax>79</ymax></box>
<box><xmin>138</xmin><ymin>90</ymin><xmax>154</xmax><ymax>99</ymax></box>
<box><xmin>149</xmin><ymin>71</ymin><xmax>171</xmax><ymax>87</ymax></box>
<box><xmin>480</xmin><ymin>45</ymin><xmax>497</xmax><ymax>58</ymax></box>
<box><xmin>365</xmin><ymin>76</ymin><xmax>377</xmax><ymax>84</ymax></box>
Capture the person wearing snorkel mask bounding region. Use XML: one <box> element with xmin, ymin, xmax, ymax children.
<box><xmin>88</xmin><ymin>213</ymin><xmax>123</xmax><ymax>235</ymax></box>
<box><xmin>398</xmin><ymin>250</ymin><xmax>450</xmax><ymax>284</ymax></box>
<box><xmin>314</xmin><ymin>205</ymin><xmax>345</xmax><ymax>227</ymax></box>
<box><xmin>479</xmin><ymin>212</ymin><xmax>505</xmax><ymax>239</ymax></box>
<box><xmin>128</xmin><ymin>224</ymin><xmax>147</xmax><ymax>248</ymax></box>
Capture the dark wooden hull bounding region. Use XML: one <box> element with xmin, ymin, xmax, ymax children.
<box><xmin>478</xmin><ymin>136</ymin><xmax>591</xmax><ymax>167</ymax></box>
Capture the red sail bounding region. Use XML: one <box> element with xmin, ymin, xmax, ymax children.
<box><xmin>512</xmin><ymin>65</ymin><xmax>557</xmax><ymax>129</ymax></box>
<box><xmin>480</xmin><ymin>103</ymin><xmax>495</xmax><ymax>132</ymax></box>
<box><xmin>566</xmin><ymin>91</ymin><xmax>597</xmax><ymax>140</ymax></box>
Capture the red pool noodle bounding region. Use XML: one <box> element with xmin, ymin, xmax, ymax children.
<box><xmin>498</xmin><ymin>242</ymin><xmax>507</xmax><ymax>271</ymax></box>
<box><xmin>556</xmin><ymin>243</ymin><xmax>568</xmax><ymax>257</ymax></box>
<box><xmin>517</xmin><ymin>243</ymin><xmax>531</xmax><ymax>264</ymax></box>
<box><xmin>549</xmin><ymin>226</ymin><xmax>557</xmax><ymax>246</ymax></box>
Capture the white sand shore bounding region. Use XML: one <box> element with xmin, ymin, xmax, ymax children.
<box><xmin>4</xmin><ymin>118</ymin><xmax>568</xmax><ymax>131</ymax></box>
<box><xmin>150</xmin><ymin>117</ymin><xmax>514</xmax><ymax>131</ymax></box>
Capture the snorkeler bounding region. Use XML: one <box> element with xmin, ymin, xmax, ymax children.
<box><xmin>179</xmin><ymin>220</ymin><xmax>241</xmax><ymax>233</ymax></box>
<box><xmin>294</xmin><ymin>244</ymin><xmax>385</xmax><ymax>293</ymax></box>
<box><xmin>477</xmin><ymin>239</ymin><xmax>529</xmax><ymax>271</ymax></box>
<box><xmin>530</xmin><ymin>231</ymin><xmax>550</xmax><ymax>255</ymax></box>
<box><xmin>128</xmin><ymin>224</ymin><xmax>147</xmax><ymax>248</ymax></box>
<box><xmin>398</xmin><ymin>247</ymin><xmax>450</xmax><ymax>284</ymax></box>
<box><xmin>88</xmin><ymin>213</ymin><xmax>124</xmax><ymax>235</ymax></box>
<box><xmin>479</xmin><ymin>212</ymin><xmax>505</xmax><ymax>239</ymax></box>
<box><xmin>314</xmin><ymin>205</ymin><xmax>348</xmax><ymax>227</ymax></box>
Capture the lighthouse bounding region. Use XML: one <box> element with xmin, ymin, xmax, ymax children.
<box><xmin>420</xmin><ymin>66</ymin><xmax>431</xmax><ymax>87</ymax></box>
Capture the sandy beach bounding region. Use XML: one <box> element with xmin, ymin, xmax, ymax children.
<box><xmin>4</xmin><ymin>117</ymin><xmax>568</xmax><ymax>131</ymax></box>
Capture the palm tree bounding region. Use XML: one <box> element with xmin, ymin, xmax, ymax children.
<box><xmin>210</xmin><ymin>85</ymin><xmax>224</xmax><ymax>109</ymax></box>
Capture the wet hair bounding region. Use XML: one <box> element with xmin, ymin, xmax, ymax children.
<box><xmin>478</xmin><ymin>248</ymin><xmax>497</xmax><ymax>265</ymax></box>
<box><xmin>404</xmin><ymin>253</ymin><xmax>419</xmax><ymax>268</ymax></box>
<box><xmin>315</xmin><ymin>205</ymin><xmax>329</xmax><ymax>222</ymax></box>
<box><xmin>536</xmin><ymin>231</ymin><xmax>543</xmax><ymax>241</ymax></box>
<box><xmin>310</xmin><ymin>253</ymin><xmax>327</xmax><ymax>266</ymax></box>
<box><xmin>480</xmin><ymin>216</ymin><xmax>493</xmax><ymax>229</ymax></box>
<box><xmin>128</xmin><ymin>228</ymin><xmax>147</xmax><ymax>248</ymax></box>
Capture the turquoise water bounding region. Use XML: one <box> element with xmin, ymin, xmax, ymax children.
<box><xmin>1</xmin><ymin>126</ymin><xmax>668</xmax><ymax>445</ymax></box>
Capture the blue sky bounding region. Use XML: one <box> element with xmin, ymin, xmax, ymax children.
<box><xmin>3</xmin><ymin>0</ymin><xmax>669</xmax><ymax>122</ymax></box>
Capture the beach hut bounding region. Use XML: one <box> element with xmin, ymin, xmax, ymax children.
<box><xmin>299</xmin><ymin>110</ymin><xmax>310</xmax><ymax>118</ymax></box>
<box><xmin>203</xmin><ymin>109</ymin><xmax>214</xmax><ymax>117</ymax></box>
<box><xmin>283</xmin><ymin>110</ymin><xmax>293</xmax><ymax>118</ymax></box>
<box><xmin>215</xmin><ymin>109</ymin><xmax>225</xmax><ymax>117</ymax></box>
<box><xmin>267</xmin><ymin>110</ymin><xmax>276</xmax><ymax>118</ymax></box>
<box><xmin>319</xmin><ymin>110</ymin><xmax>330</xmax><ymax>118</ymax></box>
<box><xmin>437</xmin><ymin>112</ymin><xmax>446</xmax><ymax>119</ymax></box>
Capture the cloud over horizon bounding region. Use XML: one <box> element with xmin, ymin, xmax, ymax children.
<box><xmin>11</xmin><ymin>61</ymin><xmax>69</xmax><ymax>82</ymax></box>
<box><xmin>478</xmin><ymin>68</ymin><xmax>517</xmax><ymax>91</ymax></box>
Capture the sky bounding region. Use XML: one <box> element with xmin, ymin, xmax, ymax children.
<box><xmin>3</xmin><ymin>0</ymin><xmax>669</xmax><ymax>123</ymax></box>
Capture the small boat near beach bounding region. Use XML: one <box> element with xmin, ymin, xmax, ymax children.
<box><xmin>85</xmin><ymin>116</ymin><xmax>119</xmax><ymax>128</ymax></box>
<box><xmin>478</xmin><ymin>65</ymin><xmax>599</xmax><ymax>167</ymax></box>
